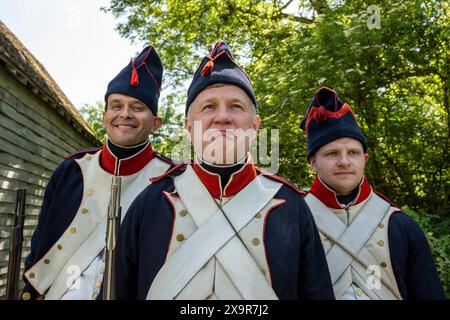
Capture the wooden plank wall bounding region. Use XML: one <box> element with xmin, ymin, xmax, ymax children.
<box><xmin>0</xmin><ymin>65</ymin><xmax>99</xmax><ymax>299</ymax></box>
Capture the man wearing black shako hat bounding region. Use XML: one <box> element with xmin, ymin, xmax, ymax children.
<box><xmin>115</xmin><ymin>40</ymin><xmax>334</xmax><ymax>300</ymax></box>
<box><xmin>300</xmin><ymin>86</ymin><xmax>445</xmax><ymax>300</ymax></box>
<box><xmin>22</xmin><ymin>46</ymin><xmax>174</xmax><ymax>300</ymax></box>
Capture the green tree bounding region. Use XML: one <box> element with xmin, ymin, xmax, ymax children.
<box><xmin>152</xmin><ymin>91</ymin><xmax>190</xmax><ymax>162</ymax></box>
<box><xmin>104</xmin><ymin>0</ymin><xmax>449</xmax><ymax>214</ymax></box>
<box><xmin>249</xmin><ymin>0</ymin><xmax>450</xmax><ymax>218</ymax></box>
<box><xmin>79</xmin><ymin>101</ymin><xmax>107</xmax><ymax>143</ymax></box>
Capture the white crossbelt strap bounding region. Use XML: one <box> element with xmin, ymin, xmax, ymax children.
<box><xmin>147</xmin><ymin>165</ymin><xmax>282</xmax><ymax>300</ymax></box>
<box><xmin>305</xmin><ymin>193</ymin><xmax>400</xmax><ymax>299</ymax></box>
<box><xmin>305</xmin><ymin>194</ymin><xmax>346</xmax><ymax>245</ymax></box>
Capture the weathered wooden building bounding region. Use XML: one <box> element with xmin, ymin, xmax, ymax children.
<box><xmin>0</xmin><ymin>20</ymin><xmax>101</xmax><ymax>298</ymax></box>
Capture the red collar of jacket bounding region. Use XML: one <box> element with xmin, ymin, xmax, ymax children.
<box><xmin>309</xmin><ymin>175</ymin><xmax>372</xmax><ymax>209</ymax></box>
<box><xmin>192</xmin><ymin>157</ymin><xmax>258</xmax><ymax>199</ymax></box>
<box><xmin>100</xmin><ymin>140</ymin><xmax>154</xmax><ymax>176</ymax></box>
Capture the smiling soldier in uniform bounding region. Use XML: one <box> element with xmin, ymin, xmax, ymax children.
<box><xmin>22</xmin><ymin>45</ymin><xmax>173</xmax><ymax>300</ymax></box>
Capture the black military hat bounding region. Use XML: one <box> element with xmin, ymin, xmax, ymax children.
<box><xmin>185</xmin><ymin>40</ymin><xmax>256</xmax><ymax>115</ymax></box>
<box><xmin>299</xmin><ymin>86</ymin><xmax>367</xmax><ymax>159</ymax></box>
<box><xmin>105</xmin><ymin>45</ymin><xmax>163</xmax><ymax>116</ymax></box>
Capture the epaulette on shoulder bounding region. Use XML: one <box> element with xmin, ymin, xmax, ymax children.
<box><xmin>257</xmin><ymin>169</ymin><xmax>306</xmax><ymax>196</ymax></box>
<box><xmin>153</xmin><ymin>152</ymin><xmax>176</xmax><ymax>166</ymax></box>
<box><xmin>150</xmin><ymin>163</ymin><xmax>187</xmax><ymax>183</ymax></box>
<box><xmin>375</xmin><ymin>191</ymin><xmax>400</xmax><ymax>209</ymax></box>
<box><xmin>64</xmin><ymin>147</ymin><xmax>101</xmax><ymax>159</ymax></box>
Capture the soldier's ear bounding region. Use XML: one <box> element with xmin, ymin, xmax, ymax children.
<box><xmin>309</xmin><ymin>156</ymin><xmax>317</xmax><ymax>173</ymax></box>
<box><xmin>183</xmin><ymin>117</ymin><xmax>193</xmax><ymax>141</ymax></box>
<box><xmin>151</xmin><ymin>117</ymin><xmax>163</xmax><ymax>133</ymax></box>
<box><xmin>253</xmin><ymin>114</ymin><xmax>260</xmax><ymax>132</ymax></box>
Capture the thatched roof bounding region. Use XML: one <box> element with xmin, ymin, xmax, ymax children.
<box><xmin>0</xmin><ymin>20</ymin><xmax>100</xmax><ymax>145</ymax></box>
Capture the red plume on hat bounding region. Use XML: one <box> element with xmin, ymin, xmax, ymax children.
<box><xmin>129</xmin><ymin>47</ymin><xmax>158</xmax><ymax>88</ymax></box>
<box><xmin>130</xmin><ymin>60</ymin><xmax>139</xmax><ymax>87</ymax></box>
<box><xmin>105</xmin><ymin>45</ymin><xmax>163</xmax><ymax>116</ymax></box>
<box><xmin>186</xmin><ymin>40</ymin><xmax>257</xmax><ymax>115</ymax></box>
<box><xmin>302</xmin><ymin>86</ymin><xmax>358</xmax><ymax>134</ymax></box>
<box><xmin>200</xmin><ymin>40</ymin><xmax>235</xmax><ymax>77</ymax></box>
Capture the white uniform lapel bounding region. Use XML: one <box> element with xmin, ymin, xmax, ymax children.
<box><xmin>147</xmin><ymin>165</ymin><xmax>282</xmax><ymax>300</ymax></box>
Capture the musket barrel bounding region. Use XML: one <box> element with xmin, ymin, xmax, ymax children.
<box><xmin>103</xmin><ymin>176</ymin><xmax>122</xmax><ymax>300</ymax></box>
<box><xmin>6</xmin><ymin>188</ymin><xmax>27</xmax><ymax>300</ymax></box>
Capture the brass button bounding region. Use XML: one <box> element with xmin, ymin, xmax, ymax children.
<box><xmin>179</xmin><ymin>210</ymin><xmax>188</xmax><ymax>217</ymax></box>
<box><xmin>86</xmin><ymin>189</ymin><xmax>93</xmax><ymax>196</ymax></box>
<box><xmin>356</xmin><ymin>289</ymin><xmax>364</xmax><ymax>297</ymax></box>
<box><xmin>95</xmin><ymin>280</ymin><xmax>102</xmax><ymax>288</ymax></box>
<box><xmin>44</xmin><ymin>259</ymin><xmax>50</xmax><ymax>264</ymax></box>
<box><xmin>377</xmin><ymin>240</ymin><xmax>385</xmax><ymax>247</ymax></box>
<box><xmin>91</xmin><ymin>293</ymin><xmax>97</xmax><ymax>300</ymax></box>
<box><xmin>22</xmin><ymin>292</ymin><xmax>31</xmax><ymax>300</ymax></box>
<box><xmin>378</xmin><ymin>223</ymin><xmax>384</xmax><ymax>228</ymax></box>
<box><xmin>255</xmin><ymin>213</ymin><xmax>262</xmax><ymax>219</ymax></box>
<box><xmin>380</xmin><ymin>262</ymin><xmax>387</xmax><ymax>268</ymax></box>
<box><xmin>70</xmin><ymin>227</ymin><xmax>77</xmax><ymax>233</ymax></box>
<box><xmin>100</xmin><ymin>268</ymin><xmax>105</xmax><ymax>274</ymax></box>
<box><xmin>176</xmin><ymin>234</ymin><xmax>185</xmax><ymax>242</ymax></box>
<box><xmin>29</xmin><ymin>272</ymin><xmax>35</xmax><ymax>279</ymax></box>
<box><xmin>81</xmin><ymin>208</ymin><xmax>88</xmax><ymax>214</ymax></box>
<box><xmin>86</xmin><ymin>155</ymin><xmax>92</xmax><ymax>160</ymax></box>
<box><xmin>57</xmin><ymin>244</ymin><xmax>63</xmax><ymax>250</ymax></box>
<box><xmin>252</xmin><ymin>238</ymin><xmax>260</xmax><ymax>246</ymax></box>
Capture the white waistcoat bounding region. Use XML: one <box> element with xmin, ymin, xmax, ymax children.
<box><xmin>305</xmin><ymin>192</ymin><xmax>402</xmax><ymax>300</ymax></box>
<box><xmin>24</xmin><ymin>151</ymin><xmax>171</xmax><ymax>299</ymax></box>
<box><xmin>147</xmin><ymin>166</ymin><xmax>284</xmax><ymax>300</ymax></box>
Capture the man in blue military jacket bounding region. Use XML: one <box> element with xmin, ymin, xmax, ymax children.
<box><xmin>22</xmin><ymin>45</ymin><xmax>173</xmax><ymax>300</ymax></box>
<box><xmin>300</xmin><ymin>86</ymin><xmax>445</xmax><ymax>300</ymax></box>
<box><xmin>115</xmin><ymin>40</ymin><xmax>334</xmax><ymax>300</ymax></box>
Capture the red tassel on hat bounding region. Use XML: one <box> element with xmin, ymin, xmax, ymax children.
<box><xmin>314</xmin><ymin>105</ymin><xmax>327</xmax><ymax>123</ymax></box>
<box><xmin>201</xmin><ymin>60</ymin><xmax>214</xmax><ymax>77</ymax></box>
<box><xmin>131</xmin><ymin>65</ymin><xmax>139</xmax><ymax>87</ymax></box>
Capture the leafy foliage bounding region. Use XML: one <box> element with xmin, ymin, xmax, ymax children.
<box><xmin>405</xmin><ymin>207</ymin><xmax>450</xmax><ymax>298</ymax></box>
<box><xmin>103</xmin><ymin>0</ymin><xmax>449</xmax><ymax>210</ymax></box>
<box><xmin>151</xmin><ymin>90</ymin><xmax>190</xmax><ymax>162</ymax></box>
<box><xmin>79</xmin><ymin>102</ymin><xmax>107</xmax><ymax>143</ymax></box>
